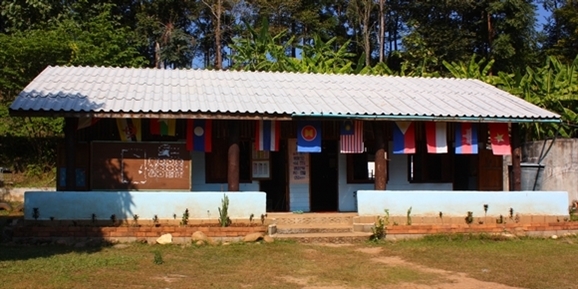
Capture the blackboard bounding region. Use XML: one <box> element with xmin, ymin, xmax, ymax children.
<box><xmin>91</xmin><ymin>142</ymin><xmax>191</xmax><ymax>190</ymax></box>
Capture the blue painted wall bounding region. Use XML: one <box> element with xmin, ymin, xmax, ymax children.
<box><xmin>24</xmin><ymin>191</ymin><xmax>266</xmax><ymax>221</ymax></box>
<box><xmin>191</xmin><ymin>151</ymin><xmax>259</xmax><ymax>191</ymax></box>
<box><xmin>357</xmin><ymin>190</ymin><xmax>569</xmax><ymax>216</ymax></box>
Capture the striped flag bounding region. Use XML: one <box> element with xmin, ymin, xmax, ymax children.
<box><xmin>426</xmin><ymin>122</ymin><xmax>448</xmax><ymax>153</ymax></box>
<box><xmin>455</xmin><ymin>123</ymin><xmax>478</xmax><ymax>154</ymax></box>
<box><xmin>340</xmin><ymin>120</ymin><xmax>364</xmax><ymax>153</ymax></box>
<box><xmin>116</xmin><ymin>118</ymin><xmax>141</xmax><ymax>142</ymax></box>
<box><xmin>255</xmin><ymin>120</ymin><xmax>280</xmax><ymax>151</ymax></box>
<box><xmin>186</xmin><ymin>119</ymin><xmax>212</xmax><ymax>152</ymax></box>
<box><xmin>150</xmin><ymin>119</ymin><xmax>176</xmax><ymax>136</ymax></box>
<box><xmin>393</xmin><ymin>121</ymin><xmax>416</xmax><ymax>154</ymax></box>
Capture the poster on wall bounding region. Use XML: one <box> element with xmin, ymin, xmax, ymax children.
<box><xmin>288</xmin><ymin>138</ymin><xmax>309</xmax><ymax>184</ymax></box>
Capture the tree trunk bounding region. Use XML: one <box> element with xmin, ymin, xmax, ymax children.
<box><xmin>379</xmin><ymin>0</ymin><xmax>385</xmax><ymax>63</ymax></box>
<box><xmin>215</xmin><ymin>0</ymin><xmax>222</xmax><ymax>70</ymax></box>
<box><xmin>363</xmin><ymin>0</ymin><xmax>371</xmax><ymax>66</ymax></box>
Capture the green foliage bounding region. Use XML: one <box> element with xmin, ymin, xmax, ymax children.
<box><xmin>371</xmin><ymin>209</ymin><xmax>389</xmax><ymax>242</ymax></box>
<box><xmin>406</xmin><ymin>207</ymin><xmax>412</xmax><ymax>226</ymax></box>
<box><xmin>218</xmin><ymin>194</ymin><xmax>230</xmax><ymax>227</ymax></box>
<box><xmin>153</xmin><ymin>250</ymin><xmax>164</xmax><ymax>265</ymax></box>
<box><xmin>180</xmin><ymin>208</ymin><xmax>189</xmax><ymax>226</ymax></box>
<box><xmin>465</xmin><ymin>211</ymin><xmax>474</xmax><ymax>225</ymax></box>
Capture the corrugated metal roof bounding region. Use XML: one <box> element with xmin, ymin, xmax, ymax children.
<box><xmin>9</xmin><ymin>66</ymin><xmax>560</xmax><ymax>122</ymax></box>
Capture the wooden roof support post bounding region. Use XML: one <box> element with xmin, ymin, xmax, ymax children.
<box><xmin>227</xmin><ymin>121</ymin><xmax>240</xmax><ymax>192</ymax></box>
<box><xmin>374</xmin><ymin>122</ymin><xmax>387</xmax><ymax>190</ymax></box>
<box><xmin>64</xmin><ymin>117</ymin><xmax>77</xmax><ymax>191</ymax></box>
<box><xmin>511</xmin><ymin>123</ymin><xmax>522</xmax><ymax>191</ymax></box>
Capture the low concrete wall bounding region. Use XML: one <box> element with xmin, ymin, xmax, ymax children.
<box><xmin>24</xmin><ymin>191</ymin><xmax>266</xmax><ymax>221</ymax></box>
<box><xmin>356</xmin><ymin>190</ymin><xmax>569</xmax><ymax>217</ymax></box>
<box><xmin>1</xmin><ymin>187</ymin><xmax>55</xmax><ymax>202</ymax></box>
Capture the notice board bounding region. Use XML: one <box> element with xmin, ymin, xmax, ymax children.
<box><xmin>288</xmin><ymin>138</ymin><xmax>309</xmax><ymax>184</ymax></box>
<box><xmin>91</xmin><ymin>142</ymin><xmax>191</xmax><ymax>190</ymax></box>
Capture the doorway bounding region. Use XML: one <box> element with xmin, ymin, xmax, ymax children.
<box><xmin>309</xmin><ymin>140</ymin><xmax>339</xmax><ymax>211</ymax></box>
<box><xmin>259</xmin><ymin>141</ymin><xmax>288</xmax><ymax>212</ymax></box>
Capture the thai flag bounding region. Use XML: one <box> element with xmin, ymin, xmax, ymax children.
<box><xmin>186</xmin><ymin>119</ymin><xmax>212</xmax><ymax>152</ymax></box>
<box><xmin>426</xmin><ymin>122</ymin><xmax>448</xmax><ymax>153</ymax></box>
<box><xmin>455</xmin><ymin>123</ymin><xmax>478</xmax><ymax>154</ymax></box>
<box><xmin>393</xmin><ymin>122</ymin><xmax>416</xmax><ymax>154</ymax></box>
<box><xmin>340</xmin><ymin>120</ymin><xmax>364</xmax><ymax>154</ymax></box>
<box><xmin>255</xmin><ymin>120</ymin><xmax>280</xmax><ymax>151</ymax></box>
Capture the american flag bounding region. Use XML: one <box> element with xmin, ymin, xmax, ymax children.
<box><xmin>340</xmin><ymin>120</ymin><xmax>364</xmax><ymax>153</ymax></box>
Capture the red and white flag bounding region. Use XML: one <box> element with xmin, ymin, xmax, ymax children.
<box><xmin>340</xmin><ymin>120</ymin><xmax>364</xmax><ymax>153</ymax></box>
<box><xmin>426</xmin><ymin>122</ymin><xmax>447</xmax><ymax>153</ymax></box>
<box><xmin>489</xmin><ymin>123</ymin><xmax>511</xmax><ymax>155</ymax></box>
<box><xmin>255</xmin><ymin>120</ymin><xmax>280</xmax><ymax>151</ymax></box>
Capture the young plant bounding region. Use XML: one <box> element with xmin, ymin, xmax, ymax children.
<box><xmin>249</xmin><ymin>213</ymin><xmax>254</xmax><ymax>224</ymax></box>
<box><xmin>218</xmin><ymin>194</ymin><xmax>230</xmax><ymax>227</ymax></box>
<box><xmin>260</xmin><ymin>213</ymin><xmax>267</xmax><ymax>225</ymax></box>
<box><xmin>406</xmin><ymin>207</ymin><xmax>412</xmax><ymax>225</ymax></box>
<box><xmin>133</xmin><ymin>214</ymin><xmax>139</xmax><ymax>226</ymax></box>
<box><xmin>153</xmin><ymin>215</ymin><xmax>159</xmax><ymax>225</ymax></box>
<box><xmin>465</xmin><ymin>211</ymin><xmax>474</xmax><ymax>224</ymax></box>
<box><xmin>371</xmin><ymin>209</ymin><xmax>389</xmax><ymax>242</ymax></box>
<box><xmin>483</xmin><ymin>204</ymin><xmax>489</xmax><ymax>216</ymax></box>
<box><xmin>153</xmin><ymin>250</ymin><xmax>164</xmax><ymax>265</ymax></box>
<box><xmin>91</xmin><ymin>213</ymin><xmax>97</xmax><ymax>223</ymax></box>
<box><xmin>180</xmin><ymin>209</ymin><xmax>189</xmax><ymax>226</ymax></box>
<box><xmin>32</xmin><ymin>208</ymin><xmax>39</xmax><ymax>220</ymax></box>
<box><xmin>110</xmin><ymin>214</ymin><xmax>116</xmax><ymax>224</ymax></box>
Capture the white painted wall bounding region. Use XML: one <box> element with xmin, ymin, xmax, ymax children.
<box><xmin>24</xmin><ymin>191</ymin><xmax>266</xmax><ymax>221</ymax></box>
<box><xmin>357</xmin><ymin>190</ymin><xmax>569</xmax><ymax>216</ymax></box>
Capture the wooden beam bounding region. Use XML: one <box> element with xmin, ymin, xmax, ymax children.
<box><xmin>227</xmin><ymin>121</ymin><xmax>240</xmax><ymax>191</ymax></box>
<box><xmin>64</xmin><ymin>118</ymin><xmax>77</xmax><ymax>191</ymax></box>
<box><xmin>511</xmin><ymin>123</ymin><xmax>521</xmax><ymax>191</ymax></box>
<box><xmin>374</xmin><ymin>122</ymin><xmax>387</xmax><ymax>190</ymax></box>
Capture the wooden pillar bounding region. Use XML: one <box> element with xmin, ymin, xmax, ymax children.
<box><xmin>64</xmin><ymin>117</ymin><xmax>77</xmax><ymax>191</ymax></box>
<box><xmin>227</xmin><ymin>121</ymin><xmax>240</xmax><ymax>191</ymax></box>
<box><xmin>374</xmin><ymin>122</ymin><xmax>387</xmax><ymax>190</ymax></box>
<box><xmin>511</xmin><ymin>123</ymin><xmax>522</xmax><ymax>191</ymax></box>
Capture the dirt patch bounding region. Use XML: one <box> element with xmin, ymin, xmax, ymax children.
<box><xmin>152</xmin><ymin>274</ymin><xmax>188</xmax><ymax>283</ymax></box>
<box><xmin>314</xmin><ymin>243</ymin><xmax>354</xmax><ymax>248</ymax></box>
<box><xmin>355</xmin><ymin>247</ymin><xmax>383</xmax><ymax>254</ymax></box>
<box><xmin>372</xmin><ymin>256</ymin><xmax>524</xmax><ymax>289</ymax></box>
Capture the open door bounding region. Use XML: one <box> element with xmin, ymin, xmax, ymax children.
<box><xmin>309</xmin><ymin>140</ymin><xmax>338</xmax><ymax>211</ymax></box>
<box><xmin>259</xmin><ymin>141</ymin><xmax>289</xmax><ymax>212</ymax></box>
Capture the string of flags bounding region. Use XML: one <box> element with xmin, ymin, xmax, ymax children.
<box><xmin>110</xmin><ymin>118</ymin><xmax>511</xmax><ymax>156</ymax></box>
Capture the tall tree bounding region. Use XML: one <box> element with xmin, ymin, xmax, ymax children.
<box><xmin>543</xmin><ymin>0</ymin><xmax>578</xmax><ymax>63</ymax></box>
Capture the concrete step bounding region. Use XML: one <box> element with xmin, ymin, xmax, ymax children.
<box><xmin>268</xmin><ymin>213</ymin><xmax>357</xmax><ymax>225</ymax></box>
<box><xmin>276</xmin><ymin>224</ymin><xmax>353</xmax><ymax>234</ymax></box>
<box><xmin>352</xmin><ymin>222</ymin><xmax>376</xmax><ymax>233</ymax></box>
<box><xmin>273</xmin><ymin>232</ymin><xmax>373</xmax><ymax>243</ymax></box>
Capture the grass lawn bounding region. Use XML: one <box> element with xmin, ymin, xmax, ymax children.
<box><xmin>1</xmin><ymin>235</ymin><xmax>577</xmax><ymax>289</ymax></box>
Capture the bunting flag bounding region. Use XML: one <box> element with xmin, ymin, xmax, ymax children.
<box><xmin>116</xmin><ymin>118</ymin><xmax>141</xmax><ymax>142</ymax></box>
<box><xmin>426</xmin><ymin>122</ymin><xmax>448</xmax><ymax>154</ymax></box>
<box><xmin>340</xmin><ymin>120</ymin><xmax>364</xmax><ymax>153</ymax></box>
<box><xmin>255</xmin><ymin>120</ymin><xmax>280</xmax><ymax>151</ymax></box>
<box><xmin>77</xmin><ymin>117</ymin><xmax>99</xmax><ymax>130</ymax></box>
<box><xmin>187</xmin><ymin>119</ymin><xmax>212</xmax><ymax>152</ymax></box>
<box><xmin>150</xmin><ymin>119</ymin><xmax>176</xmax><ymax>136</ymax></box>
<box><xmin>297</xmin><ymin>121</ymin><xmax>321</xmax><ymax>153</ymax></box>
<box><xmin>455</xmin><ymin>123</ymin><xmax>478</xmax><ymax>154</ymax></box>
<box><xmin>489</xmin><ymin>123</ymin><xmax>511</xmax><ymax>155</ymax></box>
<box><xmin>393</xmin><ymin>121</ymin><xmax>416</xmax><ymax>154</ymax></box>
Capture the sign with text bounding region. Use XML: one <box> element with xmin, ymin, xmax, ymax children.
<box><xmin>288</xmin><ymin>138</ymin><xmax>309</xmax><ymax>184</ymax></box>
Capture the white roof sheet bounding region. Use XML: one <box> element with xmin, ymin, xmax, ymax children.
<box><xmin>9</xmin><ymin>66</ymin><xmax>560</xmax><ymax>122</ymax></box>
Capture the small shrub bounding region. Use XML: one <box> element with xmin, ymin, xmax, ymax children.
<box><xmin>371</xmin><ymin>209</ymin><xmax>389</xmax><ymax>242</ymax></box>
<box><xmin>153</xmin><ymin>250</ymin><xmax>164</xmax><ymax>265</ymax></box>
<box><xmin>465</xmin><ymin>211</ymin><xmax>474</xmax><ymax>224</ymax></box>
<box><xmin>218</xmin><ymin>194</ymin><xmax>230</xmax><ymax>227</ymax></box>
<box><xmin>406</xmin><ymin>206</ymin><xmax>412</xmax><ymax>225</ymax></box>
<box><xmin>180</xmin><ymin>209</ymin><xmax>189</xmax><ymax>226</ymax></box>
